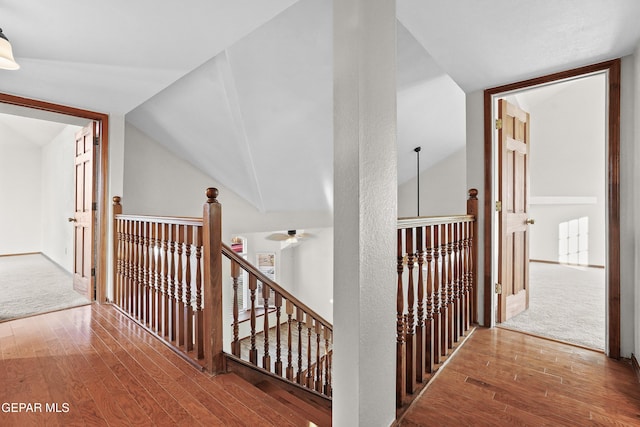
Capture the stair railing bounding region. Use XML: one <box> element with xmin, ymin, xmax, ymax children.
<box><xmin>112</xmin><ymin>188</ymin><xmax>223</xmax><ymax>373</ymax></box>
<box><xmin>223</xmin><ymin>245</ymin><xmax>333</xmax><ymax>398</ymax></box>
<box><xmin>113</xmin><ymin>188</ymin><xmax>332</xmax><ymax>398</ymax></box>
<box><xmin>395</xmin><ymin>189</ymin><xmax>478</xmax><ymax>410</ymax></box>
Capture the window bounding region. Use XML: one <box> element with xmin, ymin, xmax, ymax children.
<box><xmin>558</xmin><ymin>217</ymin><xmax>589</xmax><ymax>265</ymax></box>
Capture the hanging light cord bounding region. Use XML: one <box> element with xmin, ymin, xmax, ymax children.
<box><xmin>414</xmin><ymin>146</ymin><xmax>421</xmax><ymax>217</ymax></box>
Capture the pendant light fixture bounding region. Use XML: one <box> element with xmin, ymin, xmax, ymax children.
<box><xmin>0</xmin><ymin>28</ymin><xmax>20</xmax><ymax>70</ymax></box>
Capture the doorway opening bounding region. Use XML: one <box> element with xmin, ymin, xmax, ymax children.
<box><xmin>483</xmin><ymin>59</ymin><xmax>620</xmax><ymax>358</ymax></box>
<box><xmin>498</xmin><ymin>74</ymin><xmax>606</xmax><ymax>350</ymax></box>
<box><xmin>0</xmin><ymin>93</ymin><xmax>110</xmax><ymax>316</ymax></box>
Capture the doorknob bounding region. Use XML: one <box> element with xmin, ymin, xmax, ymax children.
<box><xmin>525</xmin><ymin>218</ymin><xmax>535</xmax><ymax>225</ymax></box>
<box><xmin>68</xmin><ymin>217</ymin><xmax>77</xmax><ymax>222</ymax></box>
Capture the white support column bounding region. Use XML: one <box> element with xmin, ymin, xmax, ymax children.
<box><xmin>333</xmin><ymin>0</ymin><xmax>397</xmax><ymax>425</ymax></box>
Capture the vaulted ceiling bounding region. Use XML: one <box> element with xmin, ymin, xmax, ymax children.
<box><xmin>1</xmin><ymin>0</ymin><xmax>639</xmax><ymax>212</ymax></box>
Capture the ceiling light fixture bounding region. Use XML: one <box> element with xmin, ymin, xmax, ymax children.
<box><xmin>0</xmin><ymin>28</ymin><xmax>20</xmax><ymax>70</ymax></box>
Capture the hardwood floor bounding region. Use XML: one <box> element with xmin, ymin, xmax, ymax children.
<box><xmin>3</xmin><ymin>304</ymin><xmax>640</xmax><ymax>426</ymax></box>
<box><xmin>400</xmin><ymin>328</ymin><xmax>640</xmax><ymax>426</ymax></box>
<box><xmin>0</xmin><ymin>304</ymin><xmax>325</xmax><ymax>426</ymax></box>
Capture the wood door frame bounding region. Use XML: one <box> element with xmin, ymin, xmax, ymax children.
<box><xmin>483</xmin><ymin>59</ymin><xmax>621</xmax><ymax>358</ymax></box>
<box><xmin>0</xmin><ymin>92</ymin><xmax>109</xmax><ymax>304</ymax></box>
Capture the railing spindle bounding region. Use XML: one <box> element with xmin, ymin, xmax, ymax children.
<box><xmin>415</xmin><ymin>226</ymin><xmax>425</xmax><ymax>384</ymax></box>
<box><xmin>184</xmin><ymin>225</ymin><xmax>194</xmax><ymax>352</ymax></box>
<box><xmin>405</xmin><ymin>228</ymin><xmax>416</xmax><ymax>394</ymax></box>
<box><xmin>231</xmin><ymin>260</ymin><xmax>241</xmax><ymax>356</ymax></box>
<box><xmin>168</xmin><ymin>224</ymin><xmax>176</xmax><ymax>342</ymax></box>
<box><xmin>195</xmin><ymin>227</ymin><xmax>204</xmax><ymax>359</ymax></box>
<box><xmin>286</xmin><ymin>301</ymin><xmax>294</xmax><ymax>381</ymax></box>
<box><xmin>424</xmin><ymin>225</ymin><xmax>434</xmax><ymax>373</ymax></box>
<box><xmin>432</xmin><ymin>224</ymin><xmax>441</xmax><ymax>364</ymax></box>
<box><xmin>162</xmin><ymin>223</ymin><xmax>170</xmax><ymax>338</ymax></box>
<box><xmin>324</xmin><ymin>327</ymin><xmax>332</xmax><ymax>397</ymax></box>
<box><xmin>275</xmin><ymin>292</ymin><xmax>283</xmax><ymax>376</ymax></box>
<box><xmin>296</xmin><ymin>308</ymin><xmax>304</xmax><ymax>384</ymax></box>
<box><xmin>440</xmin><ymin>224</ymin><xmax>449</xmax><ymax>355</ymax></box>
<box><xmin>176</xmin><ymin>225</ymin><xmax>185</xmax><ymax>346</ymax></box>
<box><xmin>315</xmin><ymin>320</ymin><xmax>322</xmax><ymax>393</ymax></box>
<box><xmin>306</xmin><ymin>316</ymin><xmax>313</xmax><ymax>388</ymax></box>
<box><xmin>447</xmin><ymin>223</ymin><xmax>455</xmax><ymax>349</ymax></box>
<box><xmin>262</xmin><ymin>282</ymin><xmax>271</xmax><ymax>371</ymax></box>
<box><xmin>249</xmin><ymin>275</ymin><xmax>258</xmax><ymax>365</ymax></box>
<box><xmin>396</xmin><ymin>228</ymin><xmax>406</xmax><ymax>407</ymax></box>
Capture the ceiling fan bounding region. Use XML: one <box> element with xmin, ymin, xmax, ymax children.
<box><xmin>266</xmin><ymin>229</ymin><xmax>313</xmax><ymax>244</ymax></box>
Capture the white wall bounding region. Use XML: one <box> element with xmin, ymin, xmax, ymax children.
<box><xmin>511</xmin><ymin>76</ymin><xmax>606</xmax><ymax>266</ymax></box>
<box><xmin>0</xmin><ymin>143</ymin><xmax>43</xmax><ymax>255</ymax></box>
<box><xmin>466</xmin><ymin>90</ymin><xmax>487</xmax><ymax>326</ymax></box>
<box><xmin>290</xmin><ymin>227</ymin><xmax>333</xmax><ymax>322</ymax></box>
<box><xmin>41</xmin><ymin>125</ymin><xmax>80</xmax><ymax>272</ymax></box>
<box><xmin>398</xmin><ymin>148</ymin><xmax>467</xmax><ymax>218</ymax></box>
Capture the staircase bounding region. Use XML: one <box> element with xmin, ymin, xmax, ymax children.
<box><xmin>112</xmin><ymin>188</ymin><xmax>333</xmax><ymax>424</ymax></box>
<box><xmin>214</xmin><ymin>372</ymin><xmax>331</xmax><ymax>426</ymax></box>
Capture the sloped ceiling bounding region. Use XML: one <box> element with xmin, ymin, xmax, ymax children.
<box><xmin>1</xmin><ymin>0</ymin><xmax>639</xmax><ymax>213</ymax></box>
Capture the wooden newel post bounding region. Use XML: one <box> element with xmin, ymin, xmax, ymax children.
<box><xmin>466</xmin><ymin>189</ymin><xmax>478</xmax><ymax>324</ymax></box>
<box><xmin>113</xmin><ymin>197</ymin><xmax>122</xmax><ymax>305</ymax></box>
<box><xmin>203</xmin><ymin>187</ymin><xmax>224</xmax><ymax>373</ymax></box>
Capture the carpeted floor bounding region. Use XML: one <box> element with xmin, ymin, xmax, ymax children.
<box><xmin>499</xmin><ymin>262</ymin><xmax>605</xmax><ymax>350</ymax></box>
<box><xmin>0</xmin><ymin>253</ymin><xmax>90</xmax><ymax>321</ymax></box>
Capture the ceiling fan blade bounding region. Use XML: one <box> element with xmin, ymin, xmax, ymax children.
<box><xmin>266</xmin><ymin>233</ymin><xmax>290</xmax><ymax>241</ymax></box>
<box><xmin>296</xmin><ymin>232</ymin><xmax>314</xmax><ymax>239</ymax></box>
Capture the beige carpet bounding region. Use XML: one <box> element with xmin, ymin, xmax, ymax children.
<box><xmin>0</xmin><ymin>254</ymin><xmax>90</xmax><ymax>321</ymax></box>
<box><xmin>499</xmin><ymin>262</ymin><xmax>605</xmax><ymax>350</ymax></box>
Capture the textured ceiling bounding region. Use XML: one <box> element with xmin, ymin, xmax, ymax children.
<box><xmin>1</xmin><ymin>0</ymin><xmax>639</xmax><ymax>212</ymax></box>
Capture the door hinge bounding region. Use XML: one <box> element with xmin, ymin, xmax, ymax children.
<box><xmin>495</xmin><ymin>283</ymin><xmax>502</xmax><ymax>294</ymax></box>
<box><xmin>92</xmin><ymin>202</ymin><xmax>97</xmax><ymax>211</ymax></box>
<box><xmin>495</xmin><ymin>201</ymin><xmax>502</xmax><ymax>212</ymax></box>
<box><xmin>91</xmin><ymin>267</ymin><xmax>96</xmax><ymax>277</ymax></box>
<box><xmin>495</xmin><ymin>118</ymin><xmax>503</xmax><ymax>130</ymax></box>
<box><xmin>93</xmin><ymin>136</ymin><xmax>100</xmax><ymax>145</ymax></box>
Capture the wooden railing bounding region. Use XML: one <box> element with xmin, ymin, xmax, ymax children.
<box><xmin>112</xmin><ymin>188</ymin><xmax>332</xmax><ymax>398</ymax></box>
<box><xmin>112</xmin><ymin>189</ymin><xmax>223</xmax><ymax>372</ymax></box>
<box><xmin>396</xmin><ymin>189</ymin><xmax>478</xmax><ymax>410</ymax></box>
<box><xmin>223</xmin><ymin>245</ymin><xmax>333</xmax><ymax>398</ymax></box>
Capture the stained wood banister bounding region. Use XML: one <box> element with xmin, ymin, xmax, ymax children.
<box><xmin>397</xmin><ymin>214</ymin><xmax>474</xmax><ymax>229</ymax></box>
<box><xmin>222</xmin><ymin>243</ymin><xmax>332</xmax><ymax>329</ymax></box>
<box><xmin>115</xmin><ymin>214</ymin><xmax>203</xmax><ymax>227</ymax></box>
<box><xmin>112</xmin><ymin>188</ymin><xmax>332</xmax><ymax>399</ymax></box>
<box><xmin>395</xmin><ymin>188</ymin><xmax>478</xmax><ymax>413</ymax></box>
<box><xmin>223</xmin><ymin>241</ymin><xmax>333</xmax><ymax>398</ymax></box>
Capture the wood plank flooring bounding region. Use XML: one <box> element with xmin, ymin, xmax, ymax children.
<box><xmin>3</xmin><ymin>304</ymin><xmax>640</xmax><ymax>426</ymax></box>
<box><xmin>400</xmin><ymin>328</ymin><xmax>640</xmax><ymax>426</ymax></box>
<box><xmin>0</xmin><ymin>304</ymin><xmax>323</xmax><ymax>426</ymax></box>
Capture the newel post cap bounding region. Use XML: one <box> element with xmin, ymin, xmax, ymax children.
<box><xmin>206</xmin><ymin>187</ymin><xmax>219</xmax><ymax>203</ymax></box>
<box><xmin>113</xmin><ymin>196</ymin><xmax>121</xmax><ymax>205</ymax></box>
<box><xmin>468</xmin><ymin>188</ymin><xmax>478</xmax><ymax>200</ymax></box>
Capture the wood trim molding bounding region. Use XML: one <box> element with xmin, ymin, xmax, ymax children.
<box><xmin>530</xmin><ymin>259</ymin><xmax>605</xmax><ymax>269</ymax></box>
<box><xmin>483</xmin><ymin>59</ymin><xmax>621</xmax><ymax>358</ymax></box>
<box><xmin>632</xmin><ymin>354</ymin><xmax>640</xmax><ymax>383</ymax></box>
<box><xmin>0</xmin><ymin>92</ymin><xmax>110</xmax><ymax>304</ymax></box>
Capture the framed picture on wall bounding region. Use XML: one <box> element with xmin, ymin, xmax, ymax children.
<box><xmin>257</xmin><ymin>252</ymin><xmax>276</xmax><ymax>280</ymax></box>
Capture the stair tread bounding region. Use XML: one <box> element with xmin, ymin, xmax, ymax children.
<box><xmin>215</xmin><ymin>373</ymin><xmax>314</xmax><ymax>427</ymax></box>
<box><xmin>255</xmin><ymin>380</ymin><xmax>332</xmax><ymax>427</ymax></box>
